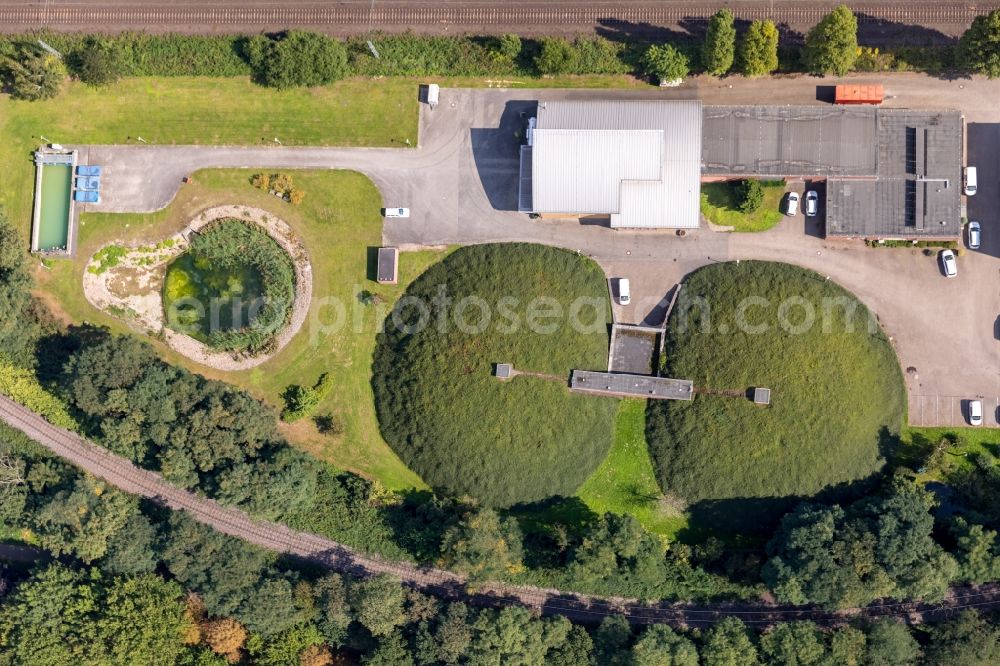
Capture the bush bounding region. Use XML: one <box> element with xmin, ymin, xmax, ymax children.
<box><xmin>72</xmin><ymin>37</ymin><xmax>124</xmax><ymax>85</ymax></box>
<box><xmin>281</xmin><ymin>373</ymin><xmax>334</xmax><ymax>422</ymax></box>
<box><xmin>642</xmin><ymin>44</ymin><xmax>689</xmax><ymax>84</ymax></box>
<box><xmin>534</xmin><ymin>37</ymin><xmax>577</xmax><ymax>74</ymax></box>
<box><xmin>494</xmin><ymin>34</ymin><xmax>522</xmax><ymax>63</ymax></box>
<box><xmin>247</xmin><ymin>31</ymin><xmax>348</xmax><ymax>89</ymax></box>
<box><xmin>958</xmin><ymin>10</ymin><xmax>1000</xmax><ymax>77</ymax></box>
<box><xmin>735</xmin><ymin>179</ymin><xmax>765</xmax><ymax>213</ymax></box>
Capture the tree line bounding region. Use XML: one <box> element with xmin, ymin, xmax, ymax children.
<box><xmin>5</xmin><ymin>7</ymin><xmax>1000</xmax><ymax>100</ymax></box>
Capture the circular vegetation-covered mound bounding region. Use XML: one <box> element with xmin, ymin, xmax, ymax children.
<box><xmin>646</xmin><ymin>261</ymin><xmax>904</xmax><ymax>525</ymax></box>
<box><xmin>164</xmin><ymin>218</ymin><xmax>295</xmax><ymax>354</ymax></box>
<box><xmin>373</xmin><ymin>243</ymin><xmax>618</xmax><ymax>507</ymax></box>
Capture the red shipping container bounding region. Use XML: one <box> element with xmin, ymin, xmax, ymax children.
<box><xmin>835</xmin><ymin>84</ymin><xmax>884</xmax><ymax>105</ymax></box>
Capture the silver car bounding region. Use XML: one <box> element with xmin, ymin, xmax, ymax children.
<box><xmin>969</xmin><ymin>399</ymin><xmax>983</xmax><ymax>426</ymax></box>
<box><xmin>805</xmin><ymin>190</ymin><xmax>819</xmax><ymax>217</ymax></box>
<box><xmin>967</xmin><ymin>221</ymin><xmax>981</xmax><ymax>250</ymax></box>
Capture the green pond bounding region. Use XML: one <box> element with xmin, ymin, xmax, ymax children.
<box><xmin>38</xmin><ymin>164</ymin><xmax>72</xmax><ymax>251</ymax></box>
<box><xmin>163</xmin><ymin>252</ymin><xmax>266</xmax><ymax>341</ymax></box>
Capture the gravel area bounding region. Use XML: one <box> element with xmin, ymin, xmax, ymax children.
<box><xmin>83</xmin><ymin>205</ymin><xmax>313</xmax><ymax>371</ymax></box>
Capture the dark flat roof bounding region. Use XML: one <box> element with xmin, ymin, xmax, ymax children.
<box><xmin>702</xmin><ymin>106</ymin><xmax>878</xmax><ymax>176</ymax></box>
<box><xmin>826</xmin><ymin>109</ymin><xmax>962</xmax><ymax>238</ymax></box>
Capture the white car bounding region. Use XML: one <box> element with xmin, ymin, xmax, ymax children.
<box><xmin>967</xmin><ymin>221</ymin><xmax>981</xmax><ymax>250</ymax></box>
<box><xmin>382</xmin><ymin>207</ymin><xmax>410</xmax><ymax>218</ymax></box>
<box><xmin>785</xmin><ymin>192</ymin><xmax>800</xmax><ymax>217</ymax></box>
<box><xmin>805</xmin><ymin>190</ymin><xmax>819</xmax><ymax>217</ymax></box>
<box><xmin>940</xmin><ymin>249</ymin><xmax>958</xmax><ymax>278</ymax></box>
<box><xmin>618</xmin><ymin>278</ymin><xmax>631</xmax><ymax>305</ymax></box>
<box><xmin>969</xmin><ymin>399</ymin><xmax>983</xmax><ymax>426</ymax></box>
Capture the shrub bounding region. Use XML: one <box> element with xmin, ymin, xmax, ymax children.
<box><xmin>281</xmin><ymin>373</ymin><xmax>334</xmax><ymax>422</ymax></box>
<box><xmin>739</xmin><ymin>19</ymin><xmax>780</xmax><ymax>77</ymax></box>
<box><xmin>642</xmin><ymin>44</ymin><xmax>689</xmax><ymax>84</ymax></box>
<box><xmin>702</xmin><ymin>8</ymin><xmax>736</xmax><ymax>75</ymax></box>
<box><xmin>534</xmin><ymin>37</ymin><xmax>577</xmax><ymax>74</ymax></box>
<box><xmin>803</xmin><ymin>5</ymin><xmax>858</xmax><ymax>75</ymax></box>
<box><xmin>247</xmin><ymin>31</ymin><xmax>348</xmax><ymax>88</ymax></box>
<box><xmin>494</xmin><ymin>34</ymin><xmax>522</xmax><ymax>63</ymax></box>
<box><xmin>288</xmin><ymin>187</ymin><xmax>306</xmax><ymax>205</ymax></box>
<box><xmin>735</xmin><ymin>179</ymin><xmax>765</xmax><ymax>213</ymax></box>
<box><xmin>250</xmin><ymin>173</ymin><xmax>270</xmax><ymax>190</ymax></box>
<box><xmin>72</xmin><ymin>37</ymin><xmax>124</xmax><ymax>85</ymax></box>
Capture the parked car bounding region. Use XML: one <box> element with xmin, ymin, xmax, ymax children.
<box><xmin>785</xmin><ymin>192</ymin><xmax>800</xmax><ymax>216</ymax></box>
<box><xmin>382</xmin><ymin>207</ymin><xmax>410</xmax><ymax>218</ymax></box>
<box><xmin>940</xmin><ymin>249</ymin><xmax>958</xmax><ymax>278</ymax></box>
<box><xmin>969</xmin><ymin>399</ymin><xmax>983</xmax><ymax>426</ymax></box>
<box><xmin>618</xmin><ymin>278</ymin><xmax>631</xmax><ymax>305</ymax></box>
<box><xmin>805</xmin><ymin>190</ymin><xmax>819</xmax><ymax>217</ymax></box>
<box><xmin>967</xmin><ymin>221</ymin><xmax>981</xmax><ymax>250</ymax></box>
<box><xmin>964</xmin><ymin>166</ymin><xmax>977</xmax><ymax>196</ymax></box>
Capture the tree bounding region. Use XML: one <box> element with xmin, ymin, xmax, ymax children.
<box><xmin>759</xmin><ymin>621</ymin><xmax>827</xmax><ymax>665</ymax></box>
<box><xmin>73</xmin><ymin>37</ymin><xmax>124</xmax><ymax>85</ymax></box>
<box><xmin>246</xmin><ymin>31</ymin><xmax>349</xmax><ymax>89</ymax></box>
<box><xmin>201</xmin><ymin>617</ymin><xmax>248</xmax><ymax>661</ymax></box>
<box><xmin>424</xmin><ymin>602</ymin><xmax>473</xmax><ymax>664</ymax></box>
<box><xmin>701</xmin><ymin>617</ymin><xmax>760</xmax><ymax>666</ymax></box>
<box><xmin>864</xmin><ymin>619</ymin><xmax>920</xmax><ymax>666</ymax></box>
<box><xmin>642</xmin><ymin>44</ymin><xmax>689</xmax><ymax>85</ymax></box>
<box><xmin>1</xmin><ymin>44</ymin><xmax>66</xmax><ymax>100</ymax></box>
<box><xmin>702</xmin><ymin>9</ymin><xmax>736</xmax><ymax>75</ymax></box>
<box><xmin>803</xmin><ymin>5</ymin><xmax>858</xmax><ymax>75</ymax></box>
<box><xmin>31</xmin><ymin>477</ymin><xmax>136</xmax><ymax>563</ymax></box>
<box><xmin>547</xmin><ymin>624</ymin><xmax>595</xmax><ymax>666</ymax></box>
<box><xmin>102</xmin><ymin>510</ymin><xmax>159</xmax><ymax>575</ymax></box>
<box><xmin>535</xmin><ymin>38</ymin><xmax>577</xmax><ymax>75</ymax></box>
<box><xmin>237</xmin><ymin>575</ymin><xmax>301</xmax><ymax>636</ymax></box>
<box><xmin>593</xmin><ymin>615</ymin><xmax>632</xmax><ymax>666</ymax></box>
<box><xmin>959</xmin><ymin>10</ymin><xmax>1000</xmax><ymax>78</ymax></box>
<box><xmin>951</xmin><ymin>518</ymin><xmax>1000</xmax><ymax>584</ymax></box>
<box><xmin>349</xmin><ymin>574</ymin><xmax>406</xmax><ymax>637</ymax></box>
<box><xmin>98</xmin><ymin>575</ymin><xmax>191</xmax><ymax>666</ymax></box>
<box><xmin>829</xmin><ymin>626</ymin><xmax>866</xmax><ymax>666</ymax></box>
<box><xmin>313</xmin><ymin>574</ymin><xmax>351</xmax><ymax>646</ymax></box>
<box><xmin>924</xmin><ymin>610</ymin><xmax>1000</xmax><ymax>665</ymax></box>
<box><xmin>467</xmin><ymin>606</ymin><xmax>570</xmax><ymax>664</ymax></box>
<box><xmin>438</xmin><ymin>507</ymin><xmax>524</xmax><ymax>580</ymax></box>
<box><xmin>365</xmin><ymin>630</ymin><xmax>414</xmax><ymax>666</ymax></box>
<box><xmin>569</xmin><ymin>513</ymin><xmax>665</xmax><ymax>587</ymax></box>
<box><xmin>739</xmin><ymin>19</ymin><xmax>780</xmax><ymax>77</ymax></box>
<box><xmin>736</xmin><ymin>179</ymin><xmax>765</xmax><ymax>213</ymax></box>
<box><xmin>763</xmin><ymin>478</ymin><xmax>956</xmax><ymax>609</ymax></box>
<box><xmin>631</xmin><ymin>625</ymin><xmax>699</xmax><ymax>666</ymax></box>
<box><xmin>494</xmin><ymin>34</ymin><xmax>522</xmax><ymax>63</ymax></box>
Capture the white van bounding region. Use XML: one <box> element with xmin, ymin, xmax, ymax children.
<box><xmin>618</xmin><ymin>278</ymin><xmax>630</xmax><ymax>305</ymax></box>
<box><xmin>964</xmin><ymin>166</ymin><xmax>977</xmax><ymax>196</ymax></box>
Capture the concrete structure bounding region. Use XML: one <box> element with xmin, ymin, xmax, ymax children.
<box><xmin>570</xmin><ymin>370</ymin><xmax>693</xmax><ymax>400</ymax></box>
<box><xmin>495</xmin><ymin>363</ymin><xmax>512</xmax><ymax>380</ymax></box>
<box><xmin>753</xmin><ymin>387</ymin><xmax>772</xmax><ymax>405</ymax></box>
<box><xmin>376</xmin><ymin>246</ymin><xmax>398</xmax><ymax>284</ymax></box>
<box><xmin>519</xmin><ymin>100</ymin><xmax>703</xmax><ymax>229</ymax></box>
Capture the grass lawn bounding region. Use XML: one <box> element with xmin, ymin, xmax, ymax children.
<box><xmin>646</xmin><ymin>261</ymin><xmax>906</xmax><ymax>532</ymax></box>
<box><xmin>902</xmin><ymin>426</ymin><xmax>1000</xmax><ymax>482</ymax></box>
<box><xmin>372</xmin><ymin>243</ymin><xmax>619</xmax><ymax>507</ymax></box>
<box><xmin>577</xmin><ymin>400</ymin><xmax>686</xmax><ymax>537</ymax></box>
<box><xmin>33</xmin><ymin>168</ymin><xmax>441</xmax><ymax>490</ymax></box>
<box><xmin>0</xmin><ymin>77</ymin><xmax>419</xmax><ymax>236</ymax></box>
<box><xmin>699</xmin><ymin>180</ymin><xmax>786</xmax><ymax>232</ymax></box>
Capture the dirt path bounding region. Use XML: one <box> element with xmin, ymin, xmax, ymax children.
<box><xmin>4</xmin><ymin>392</ymin><xmax>1000</xmax><ymax>628</ymax></box>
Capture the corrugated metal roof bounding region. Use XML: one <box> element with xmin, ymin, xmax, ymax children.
<box><xmin>531</xmin><ymin>129</ymin><xmax>662</xmax><ymax>213</ymax></box>
<box><xmin>529</xmin><ymin>100</ymin><xmax>703</xmax><ymax>229</ymax></box>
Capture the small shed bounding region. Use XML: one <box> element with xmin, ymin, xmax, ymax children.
<box><xmin>426</xmin><ymin>83</ymin><xmax>440</xmax><ymax>109</ymax></box>
<box><xmin>495</xmin><ymin>363</ymin><xmax>512</xmax><ymax>380</ymax></box>
<box><xmin>834</xmin><ymin>84</ymin><xmax>884</xmax><ymax>105</ymax></box>
<box><xmin>376</xmin><ymin>247</ymin><xmax>399</xmax><ymax>284</ymax></box>
<box><xmin>753</xmin><ymin>388</ymin><xmax>772</xmax><ymax>405</ymax></box>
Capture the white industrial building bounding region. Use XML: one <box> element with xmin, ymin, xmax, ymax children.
<box><xmin>518</xmin><ymin>100</ymin><xmax>703</xmax><ymax>229</ymax></box>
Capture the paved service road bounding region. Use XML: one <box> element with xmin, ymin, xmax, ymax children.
<box><xmin>6</xmin><ymin>392</ymin><xmax>1000</xmax><ymax>627</ymax></box>
<box><xmin>77</xmin><ymin>73</ymin><xmax>1000</xmax><ymax>426</ymax></box>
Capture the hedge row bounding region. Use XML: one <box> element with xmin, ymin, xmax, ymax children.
<box><xmin>2</xmin><ymin>30</ymin><xmax>963</xmax><ymax>83</ymax></box>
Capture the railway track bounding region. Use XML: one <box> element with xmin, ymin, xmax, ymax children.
<box><xmin>4</xmin><ymin>392</ymin><xmax>1000</xmax><ymax>627</ymax></box>
<box><xmin>0</xmin><ymin>3</ymin><xmax>994</xmax><ymax>29</ymax></box>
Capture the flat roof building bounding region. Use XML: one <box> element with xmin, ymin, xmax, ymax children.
<box><xmin>519</xmin><ymin>100</ymin><xmax>962</xmax><ymax>239</ymax></box>
<box><xmin>519</xmin><ymin>100</ymin><xmax>703</xmax><ymax>229</ymax></box>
